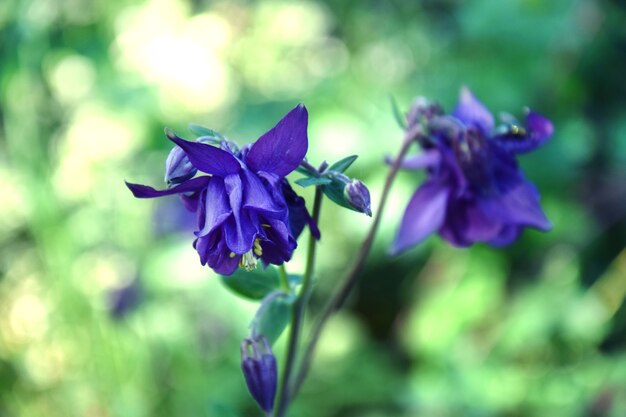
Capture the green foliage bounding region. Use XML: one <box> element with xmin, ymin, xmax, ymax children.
<box><xmin>294</xmin><ymin>176</ymin><xmax>332</xmax><ymax>188</ymax></box>
<box><xmin>220</xmin><ymin>267</ymin><xmax>281</xmax><ymax>300</ymax></box>
<box><xmin>327</xmin><ymin>155</ymin><xmax>358</xmax><ymax>174</ymax></box>
<box><xmin>2</xmin><ymin>0</ymin><xmax>626</xmax><ymax>416</ymax></box>
<box><xmin>250</xmin><ymin>292</ymin><xmax>294</xmax><ymax>345</ymax></box>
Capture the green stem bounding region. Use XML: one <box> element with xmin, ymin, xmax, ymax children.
<box><xmin>278</xmin><ymin>264</ymin><xmax>290</xmax><ymax>292</ymax></box>
<box><xmin>275</xmin><ymin>186</ymin><xmax>323</xmax><ymax>417</ymax></box>
<box><xmin>290</xmin><ymin>131</ymin><xmax>417</xmax><ymax>395</ymax></box>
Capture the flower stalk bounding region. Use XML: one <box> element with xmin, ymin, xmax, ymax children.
<box><xmin>275</xmin><ymin>185</ymin><xmax>324</xmax><ymax>417</ymax></box>
<box><xmin>290</xmin><ymin>127</ymin><xmax>419</xmax><ymax>398</ymax></box>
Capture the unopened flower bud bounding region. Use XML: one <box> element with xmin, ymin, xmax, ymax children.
<box><xmin>241</xmin><ymin>336</ymin><xmax>277</xmax><ymax>413</ymax></box>
<box><xmin>343</xmin><ymin>179</ymin><xmax>372</xmax><ymax>216</ymax></box>
<box><xmin>107</xmin><ymin>279</ymin><xmax>141</xmax><ymax>320</ymax></box>
<box><xmin>164</xmin><ymin>145</ymin><xmax>196</xmax><ymax>185</ymax></box>
<box><xmin>407</xmin><ymin>97</ymin><xmax>444</xmax><ymax>127</ymax></box>
<box><xmin>164</xmin><ymin>128</ymin><xmax>196</xmax><ymax>185</ymax></box>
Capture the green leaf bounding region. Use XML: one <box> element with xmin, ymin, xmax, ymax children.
<box><xmin>251</xmin><ymin>292</ymin><xmax>294</xmax><ymax>345</ymax></box>
<box><xmin>295</xmin><ymin>177</ymin><xmax>332</xmax><ymax>188</ymax></box>
<box><xmin>296</xmin><ymin>165</ymin><xmax>314</xmax><ymax>176</ymax></box>
<box><xmin>220</xmin><ymin>267</ymin><xmax>280</xmax><ymax>300</ymax></box>
<box><xmin>328</xmin><ymin>155</ymin><xmax>358</xmax><ymax>173</ymax></box>
<box><xmin>390</xmin><ymin>95</ymin><xmax>407</xmax><ymax>129</ymax></box>
<box><xmin>188</xmin><ymin>123</ymin><xmax>224</xmax><ymax>139</ymax></box>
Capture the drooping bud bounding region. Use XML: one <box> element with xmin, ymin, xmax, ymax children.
<box><xmin>427</xmin><ymin>115</ymin><xmax>466</xmax><ymax>146</ymax></box>
<box><xmin>241</xmin><ymin>336</ymin><xmax>277</xmax><ymax>413</ymax></box>
<box><xmin>343</xmin><ymin>179</ymin><xmax>372</xmax><ymax>217</ymax></box>
<box><xmin>164</xmin><ymin>145</ymin><xmax>196</xmax><ymax>185</ymax></box>
<box><xmin>164</xmin><ymin>128</ymin><xmax>196</xmax><ymax>185</ymax></box>
<box><xmin>406</xmin><ymin>96</ymin><xmax>444</xmax><ymax>127</ymax></box>
<box><xmin>164</xmin><ymin>129</ymin><xmax>224</xmax><ymax>185</ymax></box>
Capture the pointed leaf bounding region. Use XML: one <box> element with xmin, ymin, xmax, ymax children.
<box><xmin>294</xmin><ymin>177</ymin><xmax>332</xmax><ymax>188</ymax></box>
<box><xmin>251</xmin><ymin>292</ymin><xmax>294</xmax><ymax>345</ymax></box>
<box><xmin>296</xmin><ymin>165</ymin><xmax>316</xmax><ymax>176</ymax></box>
<box><xmin>188</xmin><ymin>123</ymin><xmax>225</xmax><ymax>140</ymax></box>
<box><xmin>390</xmin><ymin>95</ymin><xmax>407</xmax><ymax>128</ymax></box>
<box><xmin>327</xmin><ymin>155</ymin><xmax>358</xmax><ymax>174</ymax></box>
<box><xmin>220</xmin><ymin>267</ymin><xmax>281</xmax><ymax>300</ymax></box>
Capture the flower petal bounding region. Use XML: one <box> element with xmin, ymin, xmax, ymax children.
<box><xmin>480</xmin><ymin>181</ymin><xmax>552</xmax><ymax>231</ymax></box>
<box><xmin>241</xmin><ymin>169</ymin><xmax>284</xmax><ymax>214</ymax></box>
<box><xmin>246</xmin><ymin>104</ymin><xmax>308</xmax><ymax>177</ymax></box>
<box><xmin>194</xmin><ymin>233</ymin><xmax>241</xmax><ymax>275</ymax></box>
<box><xmin>258</xmin><ymin>218</ymin><xmax>296</xmax><ymax>265</ymax></box>
<box><xmin>281</xmin><ymin>180</ymin><xmax>320</xmax><ymax>240</ymax></box>
<box><xmin>525</xmin><ymin>110</ymin><xmax>554</xmax><ymax>149</ymax></box>
<box><xmin>125</xmin><ymin>176</ymin><xmax>211</xmax><ymax>198</ymax></box>
<box><xmin>166</xmin><ymin>129</ymin><xmax>241</xmax><ymax>176</ymax></box>
<box><xmin>492</xmin><ymin>110</ymin><xmax>554</xmax><ymax>154</ymax></box>
<box><xmin>196</xmin><ymin>177</ymin><xmax>231</xmax><ymax>237</ymax></box>
<box><xmin>453</xmin><ymin>87</ymin><xmax>494</xmax><ymax>134</ymax></box>
<box><xmin>224</xmin><ymin>174</ymin><xmax>257</xmax><ymax>254</ymax></box>
<box><xmin>390</xmin><ymin>181</ymin><xmax>450</xmax><ymax>254</ymax></box>
<box><xmin>387</xmin><ymin>150</ymin><xmax>441</xmax><ymax>171</ymax></box>
<box><xmin>461</xmin><ymin>201</ymin><xmax>505</xmax><ymax>242</ymax></box>
<box><xmin>488</xmin><ymin>225</ymin><xmax>521</xmax><ymax>247</ymax></box>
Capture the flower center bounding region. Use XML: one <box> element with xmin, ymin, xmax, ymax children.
<box><xmin>238</xmin><ymin>238</ymin><xmax>263</xmax><ymax>271</ymax></box>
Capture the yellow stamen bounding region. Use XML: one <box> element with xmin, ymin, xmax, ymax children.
<box><xmin>239</xmin><ymin>251</ymin><xmax>257</xmax><ymax>271</ymax></box>
<box><xmin>253</xmin><ymin>238</ymin><xmax>263</xmax><ymax>257</ymax></box>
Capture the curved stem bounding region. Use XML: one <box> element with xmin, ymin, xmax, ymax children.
<box><xmin>290</xmin><ymin>132</ymin><xmax>417</xmax><ymax>395</ymax></box>
<box><xmin>275</xmin><ymin>186</ymin><xmax>323</xmax><ymax>417</ymax></box>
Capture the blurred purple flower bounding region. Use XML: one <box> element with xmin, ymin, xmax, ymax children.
<box><xmin>126</xmin><ymin>105</ymin><xmax>316</xmax><ymax>275</ymax></box>
<box><xmin>107</xmin><ymin>279</ymin><xmax>141</xmax><ymax>320</ymax></box>
<box><xmin>391</xmin><ymin>88</ymin><xmax>554</xmax><ymax>254</ymax></box>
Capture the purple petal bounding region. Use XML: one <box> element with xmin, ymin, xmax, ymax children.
<box><xmin>246</xmin><ymin>105</ymin><xmax>308</xmax><ymax>177</ymax></box>
<box><xmin>388</xmin><ymin>150</ymin><xmax>441</xmax><ymax>171</ymax></box>
<box><xmin>194</xmin><ymin>233</ymin><xmax>241</xmax><ymax>275</ymax></box>
<box><xmin>258</xmin><ymin>218</ymin><xmax>296</xmax><ymax>265</ymax></box>
<box><xmin>224</xmin><ymin>174</ymin><xmax>257</xmax><ymax>254</ymax></box>
<box><xmin>479</xmin><ymin>181</ymin><xmax>551</xmax><ymax>231</ymax></box>
<box><xmin>390</xmin><ymin>181</ymin><xmax>450</xmax><ymax>254</ymax></box>
<box><xmin>166</xmin><ymin>129</ymin><xmax>241</xmax><ymax>176</ymax></box>
<box><xmin>453</xmin><ymin>87</ymin><xmax>494</xmax><ymax>134</ymax></box>
<box><xmin>437</xmin><ymin>198</ymin><xmax>472</xmax><ymax>247</ymax></box>
<box><xmin>241</xmin><ymin>169</ymin><xmax>284</xmax><ymax>214</ymax></box>
<box><xmin>196</xmin><ymin>177</ymin><xmax>232</xmax><ymax>237</ymax></box>
<box><xmin>461</xmin><ymin>202</ymin><xmax>505</xmax><ymax>242</ymax></box>
<box><xmin>488</xmin><ymin>225</ymin><xmax>521</xmax><ymax>247</ymax></box>
<box><xmin>526</xmin><ymin>110</ymin><xmax>553</xmax><ymax>147</ymax></box>
<box><xmin>125</xmin><ymin>176</ymin><xmax>211</xmax><ymax>198</ymax></box>
<box><xmin>491</xmin><ymin>110</ymin><xmax>554</xmax><ymax>154</ymax></box>
<box><xmin>281</xmin><ymin>180</ymin><xmax>320</xmax><ymax>240</ymax></box>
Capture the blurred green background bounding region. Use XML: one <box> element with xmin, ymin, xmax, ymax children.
<box><xmin>2</xmin><ymin>0</ymin><xmax>626</xmax><ymax>416</ymax></box>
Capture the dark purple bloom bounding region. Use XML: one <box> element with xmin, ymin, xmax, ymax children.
<box><xmin>391</xmin><ymin>88</ymin><xmax>553</xmax><ymax>254</ymax></box>
<box><xmin>241</xmin><ymin>336</ymin><xmax>277</xmax><ymax>413</ymax></box>
<box><xmin>107</xmin><ymin>279</ymin><xmax>141</xmax><ymax>320</ymax></box>
<box><xmin>126</xmin><ymin>105</ymin><xmax>313</xmax><ymax>275</ymax></box>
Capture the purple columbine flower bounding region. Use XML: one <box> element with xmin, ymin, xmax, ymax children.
<box><xmin>391</xmin><ymin>88</ymin><xmax>554</xmax><ymax>254</ymax></box>
<box><xmin>126</xmin><ymin>105</ymin><xmax>318</xmax><ymax>275</ymax></box>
